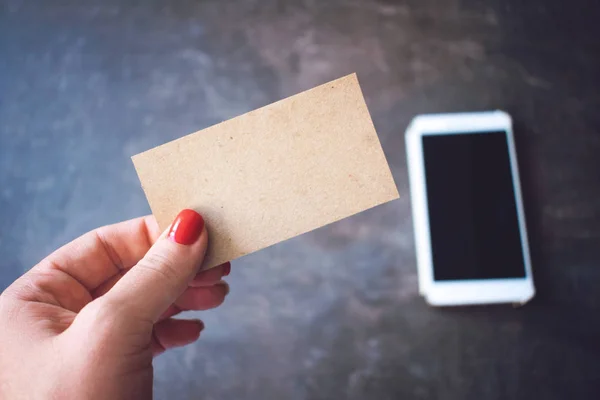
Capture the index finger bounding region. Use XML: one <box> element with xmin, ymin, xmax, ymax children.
<box><xmin>35</xmin><ymin>215</ymin><xmax>161</xmax><ymax>293</ymax></box>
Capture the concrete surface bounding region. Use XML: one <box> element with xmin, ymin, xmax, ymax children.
<box><xmin>1</xmin><ymin>0</ymin><xmax>599</xmax><ymax>399</ymax></box>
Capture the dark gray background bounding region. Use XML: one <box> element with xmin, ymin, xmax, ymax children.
<box><xmin>1</xmin><ymin>1</ymin><xmax>599</xmax><ymax>399</ymax></box>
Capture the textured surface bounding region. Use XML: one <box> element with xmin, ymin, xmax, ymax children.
<box><xmin>1</xmin><ymin>1</ymin><xmax>600</xmax><ymax>399</ymax></box>
<box><xmin>133</xmin><ymin>74</ymin><xmax>398</xmax><ymax>269</ymax></box>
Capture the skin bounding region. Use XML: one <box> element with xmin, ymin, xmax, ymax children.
<box><xmin>0</xmin><ymin>214</ymin><xmax>227</xmax><ymax>399</ymax></box>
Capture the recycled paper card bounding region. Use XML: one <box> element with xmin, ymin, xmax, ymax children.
<box><xmin>132</xmin><ymin>73</ymin><xmax>399</xmax><ymax>269</ymax></box>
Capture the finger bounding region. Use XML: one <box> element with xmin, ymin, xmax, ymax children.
<box><xmin>95</xmin><ymin>280</ymin><xmax>230</xmax><ymax>322</ymax></box>
<box><xmin>157</xmin><ymin>281</ymin><xmax>229</xmax><ymax>321</ymax></box>
<box><xmin>103</xmin><ymin>209</ymin><xmax>208</xmax><ymax>323</ymax></box>
<box><xmin>90</xmin><ymin>270</ymin><xmax>125</xmax><ymax>299</ymax></box>
<box><xmin>174</xmin><ymin>282</ymin><xmax>229</xmax><ymax>311</ymax></box>
<box><xmin>92</xmin><ymin>261</ymin><xmax>231</xmax><ymax>299</ymax></box>
<box><xmin>3</xmin><ymin>266</ymin><xmax>93</xmax><ymax>312</ymax></box>
<box><xmin>152</xmin><ymin>318</ymin><xmax>204</xmax><ymax>356</ymax></box>
<box><xmin>158</xmin><ymin>304</ymin><xmax>183</xmax><ymax>321</ymax></box>
<box><xmin>189</xmin><ymin>262</ymin><xmax>231</xmax><ymax>287</ymax></box>
<box><xmin>32</xmin><ymin>216</ymin><xmax>161</xmax><ymax>294</ymax></box>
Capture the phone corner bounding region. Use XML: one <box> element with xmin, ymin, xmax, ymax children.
<box><xmin>520</xmin><ymin>285</ymin><xmax>536</xmax><ymax>305</ymax></box>
<box><xmin>405</xmin><ymin>113</ymin><xmax>432</xmax><ymax>137</ymax></box>
<box><xmin>423</xmin><ymin>292</ymin><xmax>447</xmax><ymax>307</ymax></box>
<box><xmin>405</xmin><ymin>118</ymin><xmax>419</xmax><ymax>138</ymax></box>
<box><xmin>494</xmin><ymin>110</ymin><xmax>513</xmax><ymax>125</ymax></box>
<box><xmin>424</xmin><ymin>295</ymin><xmax>440</xmax><ymax>307</ymax></box>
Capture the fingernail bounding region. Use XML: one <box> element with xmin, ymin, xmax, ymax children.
<box><xmin>215</xmin><ymin>282</ymin><xmax>230</xmax><ymax>296</ymax></box>
<box><xmin>192</xmin><ymin>319</ymin><xmax>205</xmax><ymax>332</ymax></box>
<box><xmin>168</xmin><ymin>209</ymin><xmax>205</xmax><ymax>245</ymax></box>
<box><xmin>223</xmin><ymin>262</ymin><xmax>231</xmax><ymax>276</ymax></box>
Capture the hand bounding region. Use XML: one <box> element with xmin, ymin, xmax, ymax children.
<box><xmin>0</xmin><ymin>209</ymin><xmax>230</xmax><ymax>399</ymax></box>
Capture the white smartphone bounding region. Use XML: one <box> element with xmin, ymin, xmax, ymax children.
<box><xmin>406</xmin><ymin>111</ymin><xmax>535</xmax><ymax>306</ymax></box>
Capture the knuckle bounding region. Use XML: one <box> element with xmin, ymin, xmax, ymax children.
<box><xmin>81</xmin><ymin>298</ymin><xmax>123</xmax><ymax>330</ymax></box>
<box><xmin>137</xmin><ymin>249</ymin><xmax>182</xmax><ymax>284</ymax></box>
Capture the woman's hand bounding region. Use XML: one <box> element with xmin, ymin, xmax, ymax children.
<box><xmin>0</xmin><ymin>209</ymin><xmax>229</xmax><ymax>400</ymax></box>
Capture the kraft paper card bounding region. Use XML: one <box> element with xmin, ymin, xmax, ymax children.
<box><xmin>132</xmin><ymin>73</ymin><xmax>399</xmax><ymax>269</ymax></box>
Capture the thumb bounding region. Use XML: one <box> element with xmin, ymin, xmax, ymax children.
<box><xmin>104</xmin><ymin>209</ymin><xmax>208</xmax><ymax>323</ymax></box>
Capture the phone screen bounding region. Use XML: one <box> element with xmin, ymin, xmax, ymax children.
<box><xmin>422</xmin><ymin>131</ymin><xmax>526</xmax><ymax>281</ymax></box>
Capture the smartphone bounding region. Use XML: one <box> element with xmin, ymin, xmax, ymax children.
<box><xmin>405</xmin><ymin>111</ymin><xmax>535</xmax><ymax>306</ymax></box>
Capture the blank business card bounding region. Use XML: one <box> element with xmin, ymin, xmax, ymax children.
<box><xmin>132</xmin><ymin>73</ymin><xmax>399</xmax><ymax>269</ymax></box>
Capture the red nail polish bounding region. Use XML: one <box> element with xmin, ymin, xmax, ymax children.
<box><xmin>193</xmin><ymin>319</ymin><xmax>205</xmax><ymax>332</ymax></box>
<box><xmin>215</xmin><ymin>282</ymin><xmax>230</xmax><ymax>296</ymax></box>
<box><xmin>223</xmin><ymin>262</ymin><xmax>231</xmax><ymax>276</ymax></box>
<box><xmin>168</xmin><ymin>209</ymin><xmax>204</xmax><ymax>245</ymax></box>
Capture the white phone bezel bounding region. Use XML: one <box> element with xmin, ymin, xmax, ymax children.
<box><xmin>405</xmin><ymin>111</ymin><xmax>535</xmax><ymax>306</ymax></box>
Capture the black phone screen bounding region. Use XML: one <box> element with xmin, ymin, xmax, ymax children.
<box><xmin>422</xmin><ymin>131</ymin><xmax>527</xmax><ymax>281</ymax></box>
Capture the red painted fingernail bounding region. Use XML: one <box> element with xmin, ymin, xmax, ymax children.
<box><xmin>192</xmin><ymin>319</ymin><xmax>205</xmax><ymax>332</ymax></box>
<box><xmin>167</xmin><ymin>209</ymin><xmax>204</xmax><ymax>245</ymax></box>
<box><xmin>223</xmin><ymin>262</ymin><xmax>231</xmax><ymax>276</ymax></box>
<box><xmin>215</xmin><ymin>282</ymin><xmax>230</xmax><ymax>296</ymax></box>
